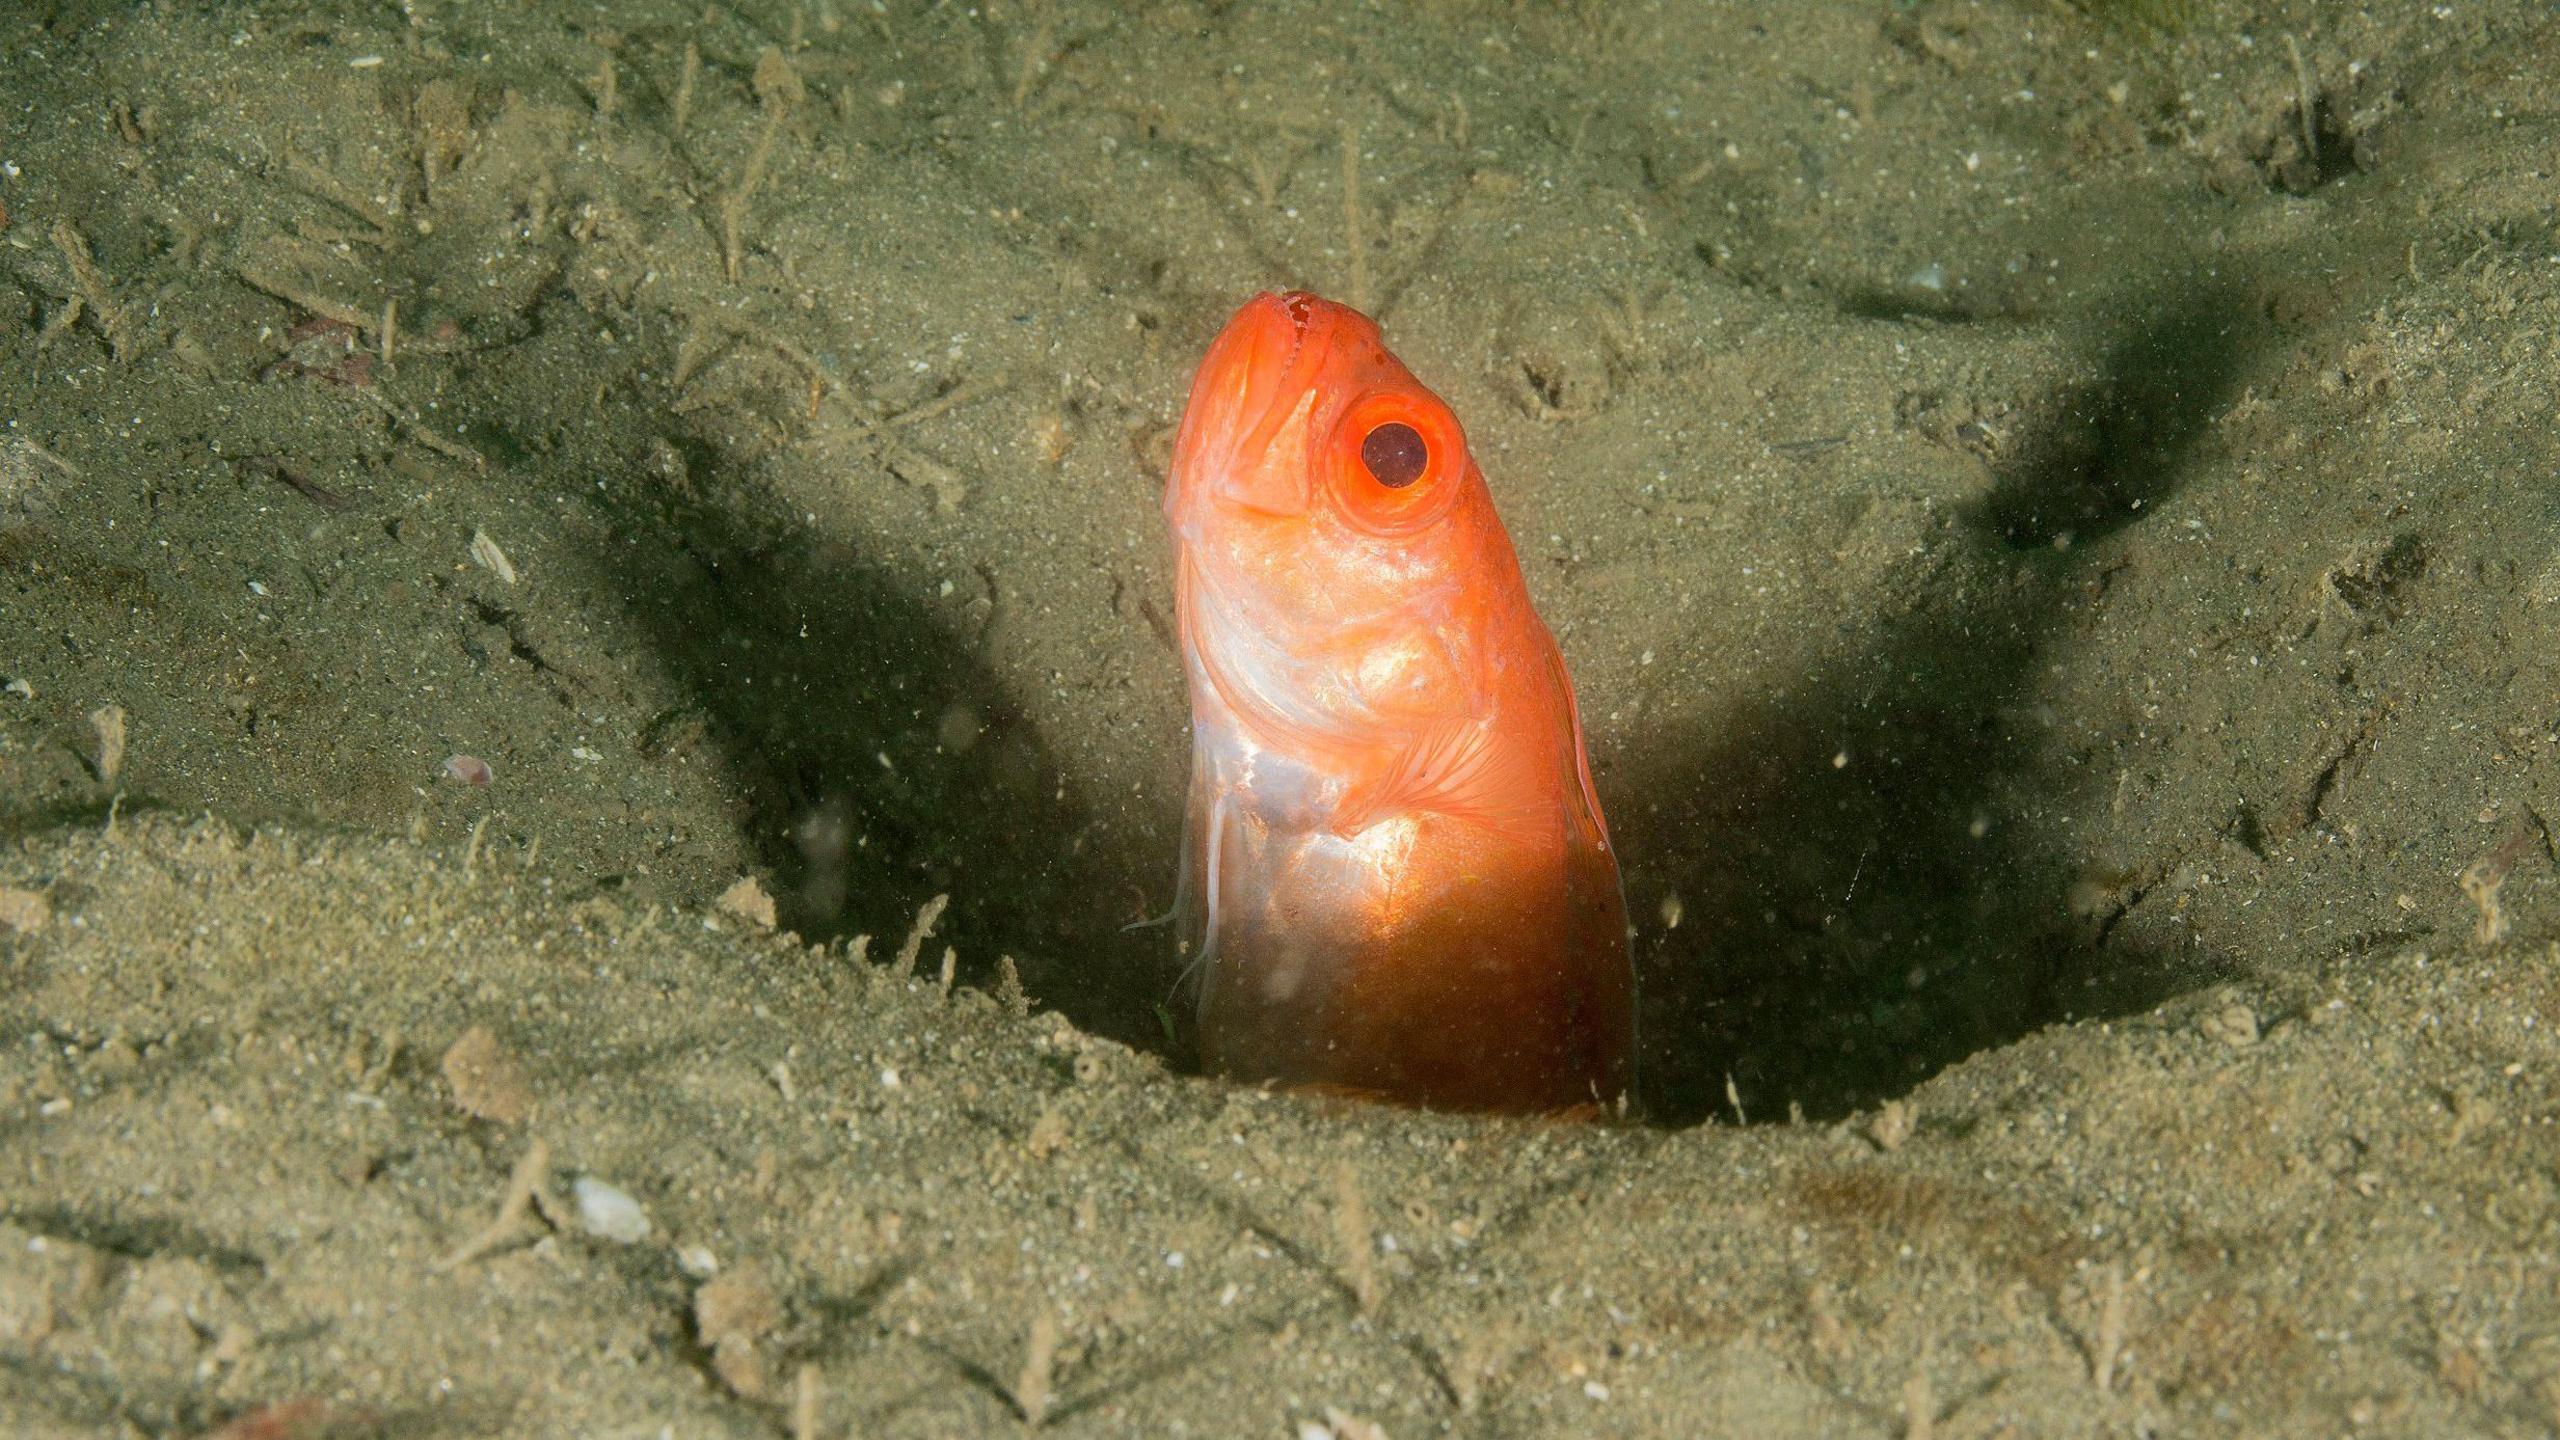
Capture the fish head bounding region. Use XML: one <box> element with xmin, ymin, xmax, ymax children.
<box><xmin>1164</xmin><ymin>292</ymin><xmax>1521</xmax><ymax>775</ymax></box>
<box><xmin>1164</xmin><ymin>291</ymin><xmax>1476</xmax><ymax>546</ymax></box>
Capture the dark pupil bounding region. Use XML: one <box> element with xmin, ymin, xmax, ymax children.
<box><xmin>1360</xmin><ymin>422</ymin><xmax>1428</xmax><ymax>489</ymax></box>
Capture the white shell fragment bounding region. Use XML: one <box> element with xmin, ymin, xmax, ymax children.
<box><xmin>468</xmin><ymin>527</ymin><xmax>518</xmax><ymax>585</ymax></box>
<box><xmin>571</xmin><ymin>1176</ymin><xmax>652</xmax><ymax>1243</ymax></box>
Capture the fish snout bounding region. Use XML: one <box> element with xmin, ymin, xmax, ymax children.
<box><xmin>1165</xmin><ymin>293</ymin><xmax>1329</xmax><ymax>526</ymax></box>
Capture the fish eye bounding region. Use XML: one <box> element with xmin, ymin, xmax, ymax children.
<box><xmin>1327</xmin><ymin>390</ymin><xmax>1464</xmax><ymax>536</ymax></box>
<box><xmin>1359</xmin><ymin>422</ymin><xmax>1428</xmax><ymax>489</ymax></box>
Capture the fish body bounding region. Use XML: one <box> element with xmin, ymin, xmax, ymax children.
<box><xmin>1161</xmin><ymin>291</ymin><xmax>1633</xmax><ymax>1113</ymax></box>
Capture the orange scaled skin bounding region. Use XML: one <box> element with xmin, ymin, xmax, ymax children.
<box><xmin>1161</xmin><ymin>291</ymin><xmax>1634</xmax><ymax>1113</ymax></box>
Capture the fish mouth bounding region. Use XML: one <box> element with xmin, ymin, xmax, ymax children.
<box><xmin>1219</xmin><ymin>291</ymin><xmax>1322</xmax><ymax>419</ymax></box>
<box><xmin>1274</xmin><ymin>289</ymin><xmax>1320</xmax><ymax>333</ymax></box>
<box><xmin>1165</xmin><ymin>292</ymin><xmax>1340</xmax><ymax>526</ymax></box>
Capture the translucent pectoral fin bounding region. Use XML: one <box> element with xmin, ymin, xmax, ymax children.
<box><xmin>1128</xmin><ymin>744</ymin><xmax>1214</xmax><ymax>933</ymax></box>
<box><xmin>1171</xmin><ymin>790</ymin><xmax>1234</xmax><ymax>1008</ymax></box>
<box><xmin>1123</xmin><ymin>866</ymin><xmax>1185</xmax><ymax>933</ymax></box>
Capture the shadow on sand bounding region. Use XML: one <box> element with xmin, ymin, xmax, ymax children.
<box><xmin>599</xmin><ymin>438</ymin><xmax>1168</xmax><ymax>1057</ymax></box>
<box><xmin>1613</xmin><ymin>275</ymin><xmax>2266</xmax><ymax>1124</ymax></box>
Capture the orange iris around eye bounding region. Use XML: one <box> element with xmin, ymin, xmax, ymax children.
<box><xmin>1327</xmin><ymin>387</ymin><xmax>1467</xmax><ymax>535</ymax></box>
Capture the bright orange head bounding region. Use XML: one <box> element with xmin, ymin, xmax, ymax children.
<box><xmin>1165</xmin><ymin>291</ymin><xmax>1530</xmax><ymax>784</ymax></box>
<box><xmin>1167</xmin><ymin>290</ymin><xmax>1476</xmax><ymax>538</ymax></box>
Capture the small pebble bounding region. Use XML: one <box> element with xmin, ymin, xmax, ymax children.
<box><xmin>2199</xmin><ymin>1000</ymin><xmax>2260</xmax><ymax>1049</ymax></box>
<box><xmin>440</xmin><ymin>1025</ymin><xmax>531</xmax><ymax>1123</ymax></box>
<box><xmin>572</xmin><ymin>1176</ymin><xmax>652</xmax><ymax>1243</ymax></box>
<box><xmin>0</xmin><ymin>885</ymin><xmax>50</xmax><ymax>935</ymax></box>
<box><xmin>716</xmin><ymin>875</ymin><xmax>777</xmax><ymax>930</ymax></box>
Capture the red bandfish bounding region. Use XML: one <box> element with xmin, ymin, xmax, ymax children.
<box><xmin>1159</xmin><ymin>291</ymin><xmax>1633</xmax><ymax>1113</ymax></box>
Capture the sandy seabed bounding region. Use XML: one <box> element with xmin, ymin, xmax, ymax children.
<box><xmin>4</xmin><ymin>1</ymin><xmax>2559</xmax><ymax>1435</ymax></box>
